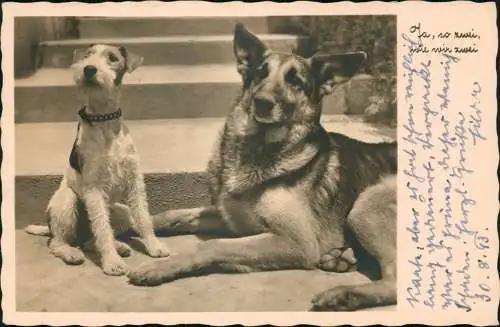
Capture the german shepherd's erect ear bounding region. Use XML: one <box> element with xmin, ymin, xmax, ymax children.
<box><xmin>308</xmin><ymin>51</ymin><xmax>367</xmax><ymax>99</ymax></box>
<box><xmin>233</xmin><ymin>23</ymin><xmax>268</xmax><ymax>84</ymax></box>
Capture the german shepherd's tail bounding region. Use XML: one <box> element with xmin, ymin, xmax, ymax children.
<box><xmin>24</xmin><ymin>225</ymin><xmax>51</xmax><ymax>236</ymax></box>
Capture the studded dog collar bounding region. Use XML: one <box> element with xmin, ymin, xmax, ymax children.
<box><xmin>78</xmin><ymin>106</ymin><xmax>122</xmax><ymax>125</ymax></box>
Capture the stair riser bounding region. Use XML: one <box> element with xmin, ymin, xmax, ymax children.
<box><xmin>39</xmin><ymin>37</ymin><xmax>306</xmax><ymax>68</ymax></box>
<box><xmin>78</xmin><ymin>17</ymin><xmax>270</xmax><ymax>38</ymax></box>
<box><xmin>15</xmin><ymin>83</ymin><xmax>241</xmax><ymax>123</ymax></box>
<box><xmin>16</xmin><ymin>173</ymin><xmax>211</xmax><ymax>229</ymax></box>
<box><xmin>15</xmin><ymin>82</ymin><xmax>348</xmax><ymax>123</ymax></box>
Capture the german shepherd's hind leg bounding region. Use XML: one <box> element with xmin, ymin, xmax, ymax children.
<box><xmin>312</xmin><ymin>175</ymin><xmax>397</xmax><ymax>311</ymax></box>
<box><xmin>46</xmin><ymin>186</ymin><xmax>86</xmax><ymax>265</ymax></box>
<box><xmin>312</xmin><ymin>277</ymin><xmax>396</xmax><ymax>311</ymax></box>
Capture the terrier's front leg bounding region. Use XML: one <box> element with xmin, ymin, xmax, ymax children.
<box><xmin>82</xmin><ymin>189</ymin><xmax>127</xmax><ymax>276</ymax></box>
<box><xmin>126</xmin><ymin>174</ymin><xmax>170</xmax><ymax>258</ymax></box>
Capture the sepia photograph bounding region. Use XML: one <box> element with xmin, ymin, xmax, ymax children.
<box><xmin>13</xmin><ymin>14</ymin><xmax>398</xmax><ymax>313</ymax></box>
<box><xmin>3</xmin><ymin>2</ymin><xmax>499</xmax><ymax>326</ymax></box>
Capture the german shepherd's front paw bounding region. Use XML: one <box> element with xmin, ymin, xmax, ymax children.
<box><xmin>128</xmin><ymin>255</ymin><xmax>198</xmax><ymax>286</ymax></box>
<box><xmin>311</xmin><ymin>285</ymin><xmax>362</xmax><ymax>311</ymax></box>
<box><xmin>317</xmin><ymin>247</ymin><xmax>357</xmax><ymax>273</ymax></box>
<box><xmin>128</xmin><ymin>261</ymin><xmax>167</xmax><ymax>286</ymax></box>
<box><xmin>102</xmin><ymin>254</ymin><xmax>128</xmax><ymax>276</ymax></box>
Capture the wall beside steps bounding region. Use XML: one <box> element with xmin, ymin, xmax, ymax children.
<box><xmin>14</xmin><ymin>17</ymin><xmax>79</xmax><ymax>78</ymax></box>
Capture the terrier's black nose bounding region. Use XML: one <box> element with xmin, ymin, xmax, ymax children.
<box><xmin>83</xmin><ymin>65</ymin><xmax>97</xmax><ymax>79</ymax></box>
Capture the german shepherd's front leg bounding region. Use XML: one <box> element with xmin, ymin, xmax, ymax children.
<box><xmin>109</xmin><ymin>204</ymin><xmax>230</xmax><ymax>236</ymax></box>
<box><xmin>151</xmin><ymin>206</ymin><xmax>231</xmax><ymax>235</ymax></box>
<box><xmin>128</xmin><ymin>232</ymin><xmax>318</xmax><ymax>286</ymax></box>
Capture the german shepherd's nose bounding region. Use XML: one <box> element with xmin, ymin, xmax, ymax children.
<box><xmin>253</xmin><ymin>95</ymin><xmax>276</xmax><ymax>119</ymax></box>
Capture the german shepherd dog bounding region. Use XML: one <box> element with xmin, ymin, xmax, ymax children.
<box><xmin>127</xmin><ymin>24</ymin><xmax>397</xmax><ymax>311</ymax></box>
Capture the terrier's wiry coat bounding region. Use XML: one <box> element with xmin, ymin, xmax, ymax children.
<box><xmin>124</xmin><ymin>24</ymin><xmax>397</xmax><ymax>311</ymax></box>
<box><xmin>25</xmin><ymin>44</ymin><xmax>170</xmax><ymax>276</ymax></box>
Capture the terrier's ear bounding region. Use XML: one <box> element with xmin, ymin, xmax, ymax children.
<box><xmin>119</xmin><ymin>46</ymin><xmax>143</xmax><ymax>73</ymax></box>
<box><xmin>309</xmin><ymin>51</ymin><xmax>367</xmax><ymax>98</ymax></box>
<box><xmin>233</xmin><ymin>23</ymin><xmax>268</xmax><ymax>77</ymax></box>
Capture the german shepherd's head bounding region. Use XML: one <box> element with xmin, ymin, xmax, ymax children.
<box><xmin>232</xmin><ymin>23</ymin><xmax>366</xmax><ymax>145</ymax></box>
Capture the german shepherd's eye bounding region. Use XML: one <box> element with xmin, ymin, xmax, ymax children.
<box><xmin>285</xmin><ymin>68</ymin><xmax>304</xmax><ymax>91</ymax></box>
<box><xmin>107</xmin><ymin>52</ymin><xmax>119</xmax><ymax>63</ymax></box>
<box><xmin>255</xmin><ymin>62</ymin><xmax>269</xmax><ymax>80</ymax></box>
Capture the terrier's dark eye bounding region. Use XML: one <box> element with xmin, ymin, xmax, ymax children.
<box><xmin>255</xmin><ymin>62</ymin><xmax>269</xmax><ymax>80</ymax></box>
<box><xmin>108</xmin><ymin>52</ymin><xmax>119</xmax><ymax>63</ymax></box>
<box><xmin>285</xmin><ymin>68</ymin><xmax>303</xmax><ymax>90</ymax></box>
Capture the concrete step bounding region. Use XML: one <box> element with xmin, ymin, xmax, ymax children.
<box><xmin>15</xmin><ymin>64</ymin><xmax>241</xmax><ymax>123</ymax></box>
<box><xmin>15</xmin><ymin>65</ymin><xmax>352</xmax><ymax>123</ymax></box>
<box><xmin>39</xmin><ymin>34</ymin><xmax>308</xmax><ymax>68</ymax></box>
<box><xmin>78</xmin><ymin>17</ymin><xmax>271</xmax><ymax>38</ymax></box>
<box><xmin>15</xmin><ymin>116</ymin><xmax>396</xmax><ymax>228</ymax></box>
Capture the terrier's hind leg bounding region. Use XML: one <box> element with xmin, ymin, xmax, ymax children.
<box><xmin>114</xmin><ymin>240</ymin><xmax>132</xmax><ymax>257</ymax></box>
<box><xmin>47</xmin><ymin>186</ymin><xmax>86</xmax><ymax>265</ymax></box>
<box><xmin>109</xmin><ymin>203</ymin><xmax>136</xmax><ymax>235</ymax></box>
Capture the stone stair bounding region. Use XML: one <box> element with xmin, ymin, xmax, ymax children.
<box><xmin>14</xmin><ymin>17</ymin><xmax>397</xmax><ymax>312</ymax></box>
<box><xmin>14</xmin><ymin>17</ymin><xmax>309</xmax><ymax>227</ymax></box>
<box><xmin>15</xmin><ymin>115</ymin><xmax>396</xmax><ymax>229</ymax></box>
<box><xmin>14</xmin><ymin>16</ymin><xmax>393</xmax><ymax>228</ymax></box>
<box><xmin>16</xmin><ymin>17</ymin><xmax>310</xmax><ymax>123</ymax></box>
<box><xmin>77</xmin><ymin>17</ymin><xmax>271</xmax><ymax>38</ymax></box>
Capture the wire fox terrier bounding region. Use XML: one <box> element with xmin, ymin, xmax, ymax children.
<box><xmin>25</xmin><ymin>44</ymin><xmax>170</xmax><ymax>276</ymax></box>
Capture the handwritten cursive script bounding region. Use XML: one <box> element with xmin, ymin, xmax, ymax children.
<box><xmin>401</xmin><ymin>23</ymin><xmax>492</xmax><ymax>312</ymax></box>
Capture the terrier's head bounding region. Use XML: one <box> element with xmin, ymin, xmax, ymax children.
<box><xmin>71</xmin><ymin>44</ymin><xmax>143</xmax><ymax>93</ymax></box>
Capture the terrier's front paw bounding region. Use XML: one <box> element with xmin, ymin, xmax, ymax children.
<box><xmin>102</xmin><ymin>255</ymin><xmax>128</xmax><ymax>276</ymax></box>
<box><xmin>317</xmin><ymin>247</ymin><xmax>357</xmax><ymax>273</ymax></box>
<box><xmin>311</xmin><ymin>286</ymin><xmax>362</xmax><ymax>311</ymax></box>
<box><xmin>145</xmin><ymin>238</ymin><xmax>170</xmax><ymax>258</ymax></box>
<box><xmin>57</xmin><ymin>246</ymin><xmax>86</xmax><ymax>265</ymax></box>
